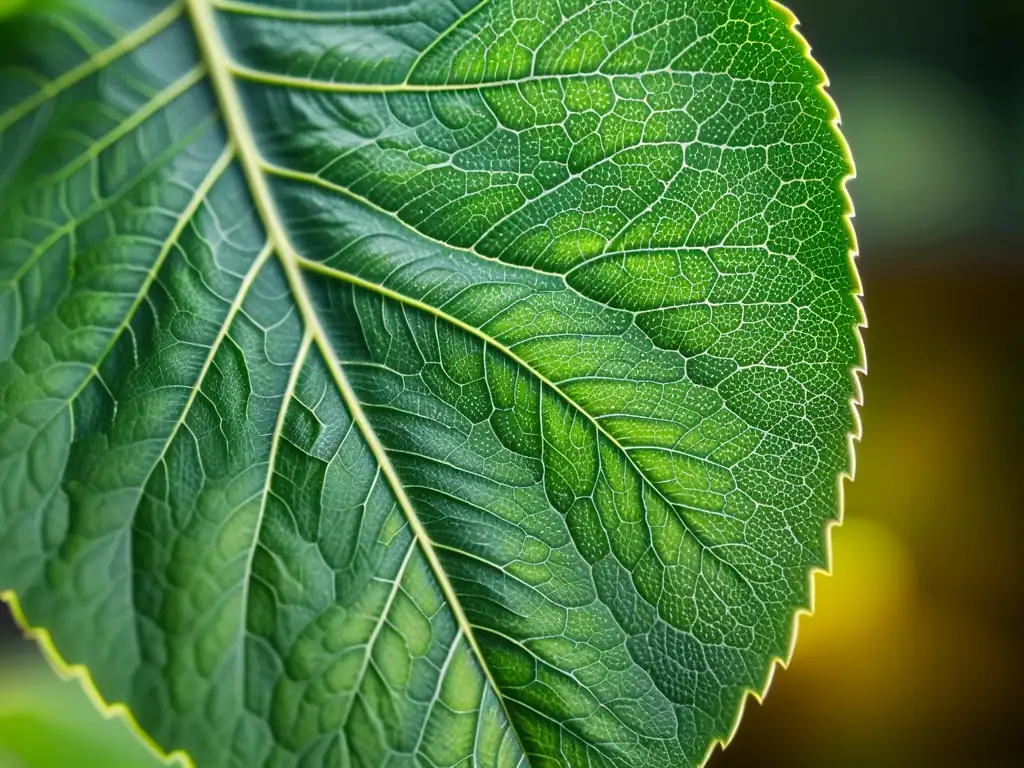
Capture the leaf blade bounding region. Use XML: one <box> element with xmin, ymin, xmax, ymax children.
<box><xmin>0</xmin><ymin>1</ymin><xmax>862</xmax><ymax>766</ymax></box>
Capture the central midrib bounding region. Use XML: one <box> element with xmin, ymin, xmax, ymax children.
<box><xmin>182</xmin><ymin>0</ymin><xmax>528</xmax><ymax>760</ymax></box>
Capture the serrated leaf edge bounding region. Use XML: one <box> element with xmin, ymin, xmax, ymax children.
<box><xmin>0</xmin><ymin>589</ymin><xmax>193</xmax><ymax>767</ymax></box>
<box><xmin>1</xmin><ymin>2</ymin><xmax>868</xmax><ymax>766</ymax></box>
<box><xmin>697</xmin><ymin>3</ymin><xmax>866</xmax><ymax>765</ymax></box>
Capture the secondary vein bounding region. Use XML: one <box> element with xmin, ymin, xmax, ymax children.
<box><xmin>183</xmin><ymin>0</ymin><xmax>526</xmax><ymax>756</ymax></box>
<box><xmin>295</xmin><ymin>256</ymin><xmax>751</xmax><ymax>582</ymax></box>
<box><xmin>0</xmin><ymin>1</ymin><xmax>185</xmax><ymax>133</ymax></box>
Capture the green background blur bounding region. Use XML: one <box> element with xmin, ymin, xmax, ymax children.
<box><xmin>2</xmin><ymin>1</ymin><xmax>1022</xmax><ymax>766</ymax></box>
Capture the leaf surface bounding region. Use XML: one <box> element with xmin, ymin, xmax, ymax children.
<box><xmin>0</xmin><ymin>1</ymin><xmax>862</xmax><ymax>766</ymax></box>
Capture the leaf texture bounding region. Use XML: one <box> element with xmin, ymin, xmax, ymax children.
<box><xmin>0</xmin><ymin>1</ymin><xmax>862</xmax><ymax>766</ymax></box>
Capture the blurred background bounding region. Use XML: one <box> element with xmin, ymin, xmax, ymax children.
<box><xmin>1</xmin><ymin>0</ymin><xmax>1022</xmax><ymax>766</ymax></box>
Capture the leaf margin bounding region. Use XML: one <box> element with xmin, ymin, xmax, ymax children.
<box><xmin>0</xmin><ymin>1</ymin><xmax>868</xmax><ymax>766</ymax></box>
<box><xmin>697</xmin><ymin>2</ymin><xmax>866</xmax><ymax>765</ymax></box>
<box><xmin>0</xmin><ymin>590</ymin><xmax>189</xmax><ymax>767</ymax></box>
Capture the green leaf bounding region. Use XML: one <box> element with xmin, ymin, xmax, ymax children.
<box><xmin>0</xmin><ymin>1</ymin><xmax>862</xmax><ymax>766</ymax></box>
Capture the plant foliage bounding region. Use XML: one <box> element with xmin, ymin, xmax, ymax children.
<box><xmin>0</xmin><ymin>0</ymin><xmax>862</xmax><ymax>765</ymax></box>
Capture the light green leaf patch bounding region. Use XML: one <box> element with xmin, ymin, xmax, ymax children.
<box><xmin>0</xmin><ymin>0</ymin><xmax>862</xmax><ymax>766</ymax></box>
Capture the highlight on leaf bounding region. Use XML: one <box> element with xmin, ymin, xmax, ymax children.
<box><xmin>0</xmin><ymin>1</ymin><xmax>863</xmax><ymax>766</ymax></box>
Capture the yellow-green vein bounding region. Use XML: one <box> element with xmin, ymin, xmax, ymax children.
<box><xmin>183</xmin><ymin>0</ymin><xmax>527</xmax><ymax>755</ymax></box>
<box><xmin>63</xmin><ymin>142</ymin><xmax>235</xmax><ymax>413</ymax></box>
<box><xmin>295</xmin><ymin>255</ymin><xmax>757</xmax><ymax>585</ymax></box>
<box><xmin>0</xmin><ymin>1</ymin><xmax>185</xmax><ymax>133</ymax></box>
